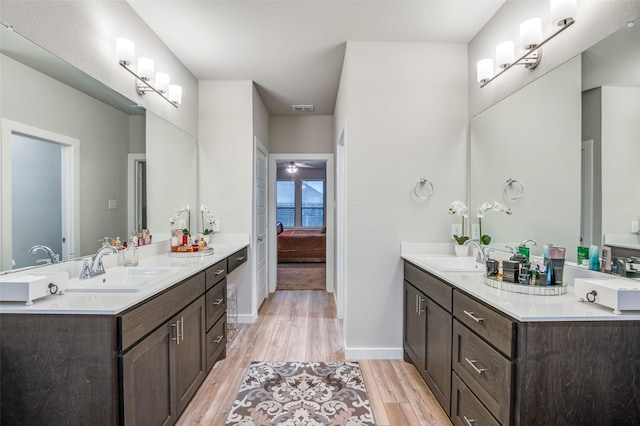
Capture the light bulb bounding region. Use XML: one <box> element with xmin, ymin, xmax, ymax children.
<box><xmin>116</xmin><ymin>38</ymin><xmax>135</xmax><ymax>66</ymax></box>
<box><xmin>155</xmin><ymin>72</ymin><xmax>170</xmax><ymax>94</ymax></box>
<box><xmin>477</xmin><ymin>58</ymin><xmax>494</xmax><ymax>84</ymax></box>
<box><xmin>169</xmin><ymin>84</ymin><xmax>182</xmax><ymax>105</ymax></box>
<box><xmin>496</xmin><ymin>41</ymin><xmax>515</xmax><ymax>68</ymax></box>
<box><xmin>520</xmin><ymin>17</ymin><xmax>542</xmax><ymax>49</ymax></box>
<box><xmin>551</xmin><ymin>0</ymin><xmax>577</xmax><ymax>26</ymax></box>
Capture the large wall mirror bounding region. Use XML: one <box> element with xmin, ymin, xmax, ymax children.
<box><xmin>470</xmin><ymin>19</ymin><xmax>640</xmax><ymax>263</ymax></box>
<box><xmin>0</xmin><ymin>25</ymin><xmax>197</xmax><ymax>272</ymax></box>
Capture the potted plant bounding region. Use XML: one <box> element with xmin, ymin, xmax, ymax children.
<box><xmin>449</xmin><ymin>201</ymin><xmax>470</xmax><ymax>256</ymax></box>
<box><xmin>199</xmin><ymin>204</ymin><xmax>218</xmax><ymax>245</ymax></box>
<box><xmin>476</xmin><ymin>201</ymin><xmax>512</xmax><ymax>245</ymax></box>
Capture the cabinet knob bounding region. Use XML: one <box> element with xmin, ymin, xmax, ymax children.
<box><xmin>463</xmin><ymin>415</ymin><xmax>476</xmax><ymax>426</ymax></box>
<box><xmin>463</xmin><ymin>310</ymin><xmax>484</xmax><ymax>322</ymax></box>
<box><xmin>465</xmin><ymin>357</ymin><xmax>486</xmax><ymax>375</ymax></box>
<box><xmin>213</xmin><ymin>335</ymin><xmax>224</xmax><ymax>344</ymax></box>
<box><xmin>213</xmin><ymin>298</ymin><xmax>224</xmax><ymax>306</ymax></box>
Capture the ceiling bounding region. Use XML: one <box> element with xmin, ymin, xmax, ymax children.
<box><xmin>127</xmin><ymin>0</ymin><xmax>506</xmax><ymax>116</ymax></box>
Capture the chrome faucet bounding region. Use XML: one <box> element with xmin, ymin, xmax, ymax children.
<box><xmin>521</xmin><ymin>239</ymin><xmax>538</xmax><ymax>247</ymax></box>
<box><xmin>29</xmin><ymin>245</ymin><xmax>59</xmax><ymax>264</ymax></box>
<box><xmin>79</xmin><ymin>245</ymin><xmax>118</xmax><ymax>279</ymax></box>
<box><xmin>464</xmin><ymin>239</ymin><xmax>488</xmax><ymax>263</ymax></box>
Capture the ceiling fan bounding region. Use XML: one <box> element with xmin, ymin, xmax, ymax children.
<box><xmin>284</xmin><ymin>161</ymin><xmax>313</xmax><ymax>173</ymax></box>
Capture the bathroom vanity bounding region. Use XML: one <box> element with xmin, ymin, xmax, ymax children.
<box><xmin>402</xmin><ymin>254</ymin><xmax>640</xmax><ymax>426</ymax></box>
<box><xmin>0</xmin><ymin>242</ymin><xmax>247</xmax><ymax>425</ymax></box>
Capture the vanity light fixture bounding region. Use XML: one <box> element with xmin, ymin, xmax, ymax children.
<box><xmin>116</xmin><ymin>37</ymin><xmax>182</xmax><ymax>107</ymax></box>
<box><xmin>477</xmin><ymin>0</ymin><xmax>576</xmax><ymax>88</ymax></box>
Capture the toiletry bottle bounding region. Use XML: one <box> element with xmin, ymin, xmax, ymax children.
<box><xmin>124</xmin><ymin>236</ymin><xmax>138</xmax><ymax>266</ymax></box>
<box><xmin>497</xmin><ymin>260</ymin><xmax>503</xmax><ymax>281</ymax></box>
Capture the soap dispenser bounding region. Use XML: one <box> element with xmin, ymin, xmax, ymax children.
<box><xmin>124</xmin><ymin>235</ymin><xmax>138</xmax><ymax>266</ymax></box>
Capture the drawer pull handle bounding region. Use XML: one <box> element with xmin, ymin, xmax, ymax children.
<box><xmin>213</xmin><ymin>335</ymin><xmax>224</xmax><ymax>344</ymax></box>
<box><xmin>172</xmin><ymin>319</ymin><xmax>182</xmax><ymax>344</ymax></box>
<box><xmin>463</xmin><ymin>310</ymin><xmax>484</xmax><ymax>322</ymax></box>
<box><xmin>235</xmin><ymin>256</ymin><xmax>246</xmax><ymax>261</ymax></box>
<box><xmin>213</xmin><ymin>269</ymin><xmax>225</xmax><ymax>275</ymax></box>
<box><xmin>418</xmin><ymin>296</ymin><xmax>425</xmax><ymax>315</ymax></box>
<box><xmin>463</xmin><ymin>415</ymin><xmax>476</xmax><ymax>426</ymax></box>
<box><xmin>213</xmin><ymin>298</ymin><xmax>224</xmax><ymax>306</ymax></box>
<box><xmin>465</xmin><ymin>357</ymin><xmax>486</xmax><ymax>375</ymax></box>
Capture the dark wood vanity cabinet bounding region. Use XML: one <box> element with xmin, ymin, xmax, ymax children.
<box><xmin>205</xmin><ymin>259</ymin><xmax>228</xmax><ymax>371</ymax></box>
<box><xmin>404</xmin><ymin>260</ymin><xmax>640</xmax><ymax>426</ymax></box>
<box><xmin>403</xmin><ymin>262</ymin><xmax>453</xmax><ymax>415</ymax></box>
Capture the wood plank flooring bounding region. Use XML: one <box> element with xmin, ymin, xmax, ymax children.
<box><xmin>177</xmin><ymin>290</ymin><xmax>451</xmax><ymax>425</ymax></box>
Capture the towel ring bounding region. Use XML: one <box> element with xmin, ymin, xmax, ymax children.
<box><xmin>413</xmin><ymin>178</ymin><xmax>434</xmax><ymax>200</ymax></box>
<box><xmin>504</xmin><ymin>178</ymin><xmax>524</xmax><ymax>200</ymax></box>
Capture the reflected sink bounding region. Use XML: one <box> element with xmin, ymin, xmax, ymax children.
<box><xmin>66</xmin><ymin>267</ymin><xmax>173</xmax><ymax>293</ymax></box>
<box><xmin>413</xmin><ymin>256</ymin><xmax>484</xmax><ymax>273</ymax></box>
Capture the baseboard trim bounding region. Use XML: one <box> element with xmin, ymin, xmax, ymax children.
<box><xmin>237</xmin><ymin>313</ymin><xmax>258</xmax><ymax>324</ymax></box>
<box><xmin>344</xmin><ymin>347</ymin><xmax>404</xmax><ymax>360</ymax></box>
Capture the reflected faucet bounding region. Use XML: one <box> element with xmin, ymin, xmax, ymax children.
<box><xmin>521</xmin><ymin>239</ymin><xmax>538</xmax><ymax>247</ymax></box>
<box><xmin>79</xmin><ymin>245</ymin><xmax>118</xmax><ymax>279</ymax></box>
<box><xmin>29</xmin><ymin>245</ymin><xmax>59</xmax><ymax>264</ymax></box>
<box><xmin>464</xmin><ymin>239</ymin><xmax>488</xmax><ymax>263</ymax></box>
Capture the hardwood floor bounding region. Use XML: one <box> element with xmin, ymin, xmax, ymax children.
<box><xmin>177</xmin><ymin>290</ymin><xmax>451</xmax><ymax>425</ymax></box>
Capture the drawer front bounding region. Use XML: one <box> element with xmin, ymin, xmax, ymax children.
<box><xmin>227</xmin><ymin>247</ymin><xmax>248</xmax><ymax>273</ymax></box>
<box><xmin>205</xmin><ymin>260</ymin><xmax>227</xmax><ymax>291</ymax></box>
<box><xmin>451</xmin><ymin>372</ymin><xmax>500</xmax><ymax>426</ymax></box>
<box><xmin>120</xmin><ymin>272</ymin><xmax>205</xmax><ymax>351</ymax></box>
<box><xmin>453</xmin><ymin>320</ymin><xmax>513</xmax><ymax>426</ymax></box>
<box><xmin>206</xmin><ymin>278</ymin><xmax>227</xmax><ymax>331</ymax></box>
<box><xmin>206</xmin><ymin>316</ymin><xmax>226</xmax><ymax>371</ymax></box>
<box><xmin>404</xmin><ymin>261</ymin><xmax>453</xmax><ymax>312</ymax></box>
<box><xmin>453</xmin><ymin>290</ymin><xmax>515</xmax><ymax>357</ymax></box>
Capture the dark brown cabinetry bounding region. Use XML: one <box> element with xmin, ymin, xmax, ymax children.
<box><xmin>403</xmin><ymin>262</ymin><xmax>452</xmax><ymax>415</ymax></box>
<box><xmin>403</xmin><ymin>260</ymin><xmax>640</xmax><ymax>426</ymax></box>
<box><xmin>205</xmin><ymin>259</ymin><xmax>228</xmax><ymax>372</ymax></box>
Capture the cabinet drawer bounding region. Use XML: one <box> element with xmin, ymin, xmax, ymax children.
<box><xmin>453</xmin><ymin>320</ymin><xmax>513</xmax><ymax>426</ymax></box>
<box><xmin>206</xmin><ymin>316</ymin><xmax>226</xmax><ymax>371</ymax></box>
<box><xmin>404</xmin><ymin>261</ymin><xmax>452</xmax><ymax>312</ymax></box>
<box><xmin>453</xmin><ymin>290</ymin><xmax>515</xmax><ymax>357</ymax></box>
<box><xmin>206</xmin><ymin>278</ymin><xmax>227</xmax><ymax>331</ymax></box>
<box><xmin>205</xmin><ymin>260</ymin><xmax>227</xmax><ymax>291</ymax></box>
<box><xmin>227</xmin><ymin>247</ymin><xmax>247</xmax><ymax>273</ymax></box>
<box><xmin>451</xmin><ymin>372</ymin><xmax>500</xmax><ymax>426</ymax></box>
<box><xmin>119</xmin><ymin>272</ymin><xmax>205</xmax><ymax>351</ymax></box>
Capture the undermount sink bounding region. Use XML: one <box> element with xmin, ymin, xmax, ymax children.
<box><xmin>413</xmin><ymin>256</ymin><xmax>484</xmax><ymax>273</ymax></box>
<box><xmin>66</xmin><ymin>267</ymin><xmax>173</xmax><ymax>293</ymax></box>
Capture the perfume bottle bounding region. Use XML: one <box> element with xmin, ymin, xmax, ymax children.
<box><xmin>124</xmin><ymin>236</ymin><xmax>138</xmax><ymax>266</ymax></box>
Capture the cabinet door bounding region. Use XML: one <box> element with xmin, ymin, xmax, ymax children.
<box><xmin>424</xmin><ymin>297</ymin><xmax>452</xmax><ymax>416</ymax></box>
<box><xmin>175</xmin><ymin>296</ymin><xmax>206</xmax><ymax>415</ymax></box>
<box><xmin>403</xmin><ymin>281</ymin><xmax>426</xmax><ymax>371</ymax></box>
<box><xmin>121</xmin><ymin>323</ymin><xmax>176</xmax><ymax>426</ymax></box>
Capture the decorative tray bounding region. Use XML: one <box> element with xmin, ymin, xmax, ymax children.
<box><xmin>483</xmin><ymin>276</ymin><xmax>567</xmax><ymax>296</ymax></box>
<box><xmin>168</xmin><ymin>247</ymin><xmax>214</xmax><ymax>258</ymax></box>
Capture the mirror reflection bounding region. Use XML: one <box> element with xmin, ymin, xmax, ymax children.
<box><xmin>470</xmin><ymin>20</ymin><xmax>640</xmax><ymax>264</ymax></box>
<box><xmin>0</xmin><ymin>25</ymin><xmax>197</xmax><ymax>272</ymax></box>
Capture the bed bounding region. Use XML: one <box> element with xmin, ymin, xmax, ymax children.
<box><xmin>277</xmin><ymin>227</ymin><xmax>326</xmax><ymax>263</ymax></box>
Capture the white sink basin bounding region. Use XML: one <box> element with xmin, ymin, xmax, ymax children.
<box><xmin>66</xmin><ymin>267</ymin><xmax>173</xmax><ymax>293</ymax></box>
<box><xmin>413</xmin><ymin>256</ymin><xmax>484</xmax><ymax>273</ymax></box>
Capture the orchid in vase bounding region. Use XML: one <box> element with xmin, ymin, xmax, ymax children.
<box><xmin>200</xmin><ymin>205</ymin><xmax>219</xmax><ymax>236</ymax></box>
<box><xmin>169</xmin><ymin>204</ymin><xmax>191</xmax><ymax>236</ymax></box>
<box><xmin>448</xmin><ymin>200</ymin><xmax>469</xmax><ymax>245</ymax></box>
<box><xmin>476</xmin><ymin>201</ymin><xmax>512</xmax><ymax>245</ymax></box>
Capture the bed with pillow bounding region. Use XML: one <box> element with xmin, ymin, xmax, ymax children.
<box><xmin>276</xmin><ymin>222</ymin><xmax>326</xmax><ymax>263</ymax></box>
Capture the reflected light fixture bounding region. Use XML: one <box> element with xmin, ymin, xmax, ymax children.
<box><xmin>477</xmin><ymin>0</ymin><xmax>576</xmax><ymax>88</ymax></box>
<box><xmin>116</xmin><ymin>37</ymin><xmax>182</xmax><ymax>107</ymax></box>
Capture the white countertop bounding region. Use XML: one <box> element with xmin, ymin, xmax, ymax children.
<box><xmin>0</xmin><ymin>240</ymin><xmax>248</xmax><ymax>315</ymax></box>
<box><xmin>401</xmin><ymin>244</ymin><xmax>640</xmax><ymax>322</ymax></box>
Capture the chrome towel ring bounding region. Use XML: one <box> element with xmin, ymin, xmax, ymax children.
<box><xmin>413</xmin><ymin>178</ymin><xmax>434</xmax><ymax>200</ymax></box>
<box><xmin>504</xmin><ymin>178</ymin><xmax>524</xmax><ymax>200</ymax></box>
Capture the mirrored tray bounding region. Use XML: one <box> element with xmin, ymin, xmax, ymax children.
<box><xmin>483</xmin><ymin>276</ymin><xmax>567</xmax><ymax>296</ymax></box>
<box><xmin>168</xmin><ymin>247</ymin><xmax>214</xmax><ymax>258</ymax></box>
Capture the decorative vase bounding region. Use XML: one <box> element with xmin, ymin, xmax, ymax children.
<box><xmin>454</xmin><ymin>244</ymin><xmax>468</xmax><ymax>257</ymax></box>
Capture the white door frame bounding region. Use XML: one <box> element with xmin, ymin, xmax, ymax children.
<box><xmin>254</xmin><ymin>137</ymin><xmax>269</xmax><ymax>311</ymax></box>
<box><xmin>267</xmin><ymin>153</ymin><xmax>335</xmax><ymax>295</ymax></box>
<box><xmin>127</xmin><ymin>154</ymin><xmax>146</xmax><ymax>235</ymax></box>
<box><xmin>1</xmin><ymin>119</ymin><xmax>79</xmax><ymax>270</ymax></box>
<box><xmin>335</xmin><ymin>130</ymin><xmax>346</xmax><ymax>319</ymax></box>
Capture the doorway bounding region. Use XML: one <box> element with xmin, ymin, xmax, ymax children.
<box><xmin>268</xmin><ymin>154</ymin><xmax>334</xmax><ymax>295</ymax></box>
<box><xmin>1</xmin><ymin>119</ymin><xmax>79</xmax><ymax>270</ymax></box>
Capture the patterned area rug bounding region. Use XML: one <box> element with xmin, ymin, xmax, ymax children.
<box><xmin>225</xmin><ymin>361</ymin><xmax>376</xmax><ymax>425</ymax></box>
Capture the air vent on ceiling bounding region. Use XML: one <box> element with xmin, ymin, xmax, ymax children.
<box><xmin>291</xmin><ymin>104</ymin><xmax>315</xmax><ymax>112</ymax></box>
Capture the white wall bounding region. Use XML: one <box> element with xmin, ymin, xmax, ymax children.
<box><xmin>335</xmin><ymin>41</ymin><xmax>468</xmax><ymax>358</ymax></box>
<box><xmin>601</xmin><ymin>86</ymin><xmax>640</xmax><ymax>236</ymax></box>
<box><xmin>468</xmin><ymin>1</ymin><xmax>640</xmax><ymax>117</ymax></box>
<box><xmin>0</xmin><ymin>0</ymin><xmax>198</xmax><ymax>136</ymax></box>
<box><xmin>270</xmin><ymin>116</ymin><xmax>334</xmax><ymax>154</ymax></box>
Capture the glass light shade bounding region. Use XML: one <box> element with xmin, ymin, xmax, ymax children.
<box><xmin>115</xmin><ymin>38</ymin><xmax>135</xmax><ymax>66</ymax></box>
<box><xmin>477</xmin><ymin>58</ymin><xmax>494</xmax><ymax>83</ymax></box>
<box><xmin>155</xmin><ymin>72</ymin><xmax>170</xmax><ymax>93</ymax></box>
<box><xmin>520</xmin><ymin>18</ymin><xmax>542</xmax><ymax>49</ymax></box>
<box><xmin>169</xmin><ymin>84</ymin><xmax>182</xmax><ymax>104</ymax></box>
<box><xmin>496</xmin><ymin>41</ymin><xmax>515</xmax><ymax>68</ymax></box>
<box><xmin>550</xmin><ymin>0</ymin><xmax>577</xmax><ymax>26</ymax></box>
<box><xmin>137</xmin><ymin>57</ymin><xmax>154</xmax><ymax>81</ymax></box>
